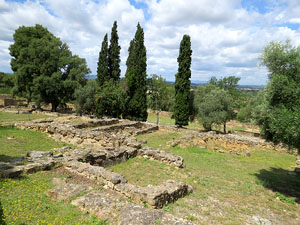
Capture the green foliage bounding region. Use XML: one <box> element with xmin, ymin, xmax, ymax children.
<box><xmin>260</xmin><ymin>41</ymin><xmax>300</xmax><ymax>151</ymax></box>
<box><xmin>209</xmin><ymin>76</ymin><xmax>242</xmax><ymax>108</ymax></box>
<box><xmin>0</xmin><ymin>72</ymin><xmax>14</xmax><ymax>88</ymax></box>
<box><xmin>95</xmin><ymin>80</ymin><xmax>125</xmax><ymax>118</ymax></box>
<box><xmin>74</xmin><ymin>79</ymin><xmax>97</xmax><ymax>115</ymax></box>
<box><xmin>97</xmin><ymin>34</ymin><xmax>109</xmax><ymax>87</ymax></box>
<box><xmin>174</xmin><ymin>35</ymin><xmax>192</xmax><ymax>127</ymax></box>
<box><xmin>9</xmin><ymin>24</ymin><xmax>90</xmax><ymax>111</ymax></box>
<box><xmin>0</xmin><ymin>72</ymin><xmax>14</xmax><ymax>94</ymax></box>
<box><xmin>209</xmin><ymin>76</ymin><xmax>240</xmax><ymax>91</ymax></box>
<box><xmin>196</xmin><ymin>89</ymin><xmax>235</xmax><ymax>132</ymax></box>
<box><xmin>108</xmin><ymin>21</ymin><xmax>121</xmax><ymax>81</ymax></box>
<box><xmin>147</xmin><ymin>74</ymin><xmax>175</xmax><ymax>112</ymax></box>
<box><xmin>124</xmin><ymin>23</ymin><xmax>148</xmax><ymax>121</ymax></box>
<box><xmin>237</xmin><ymin>91</ymin><xmax>265</xmax><ymax>123</ymax></box>
<box><xmin>275</xmin><ymin>192</ymin><xmax>296</xmax><ymax>205</ymax></box>
<box><xmin>96</xmin><ymin>22</ymin><xmax>121</xmax><ymax>117</ymax></box>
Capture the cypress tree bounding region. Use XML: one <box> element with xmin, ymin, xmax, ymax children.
<box><xmin>174</xmin><ymin>35</ymin><xmax>192</xmax><ymax>127</ymax></box>
<box><xmin>108</xmin><ymin>21</ymin><xmax>121</xmax><ymax>81</ymax></box>
<box><xmin>97</xmin><ymin>34</ymin><xmax>109</xmax><ymax>87</ymax></box>
<box><xmin>124</xmin><ymin>23</ymin><xmax>148</xmax><ymax>121</ymax></box>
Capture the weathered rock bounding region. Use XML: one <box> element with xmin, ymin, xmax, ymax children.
<box><xmin>139</xmin><ymin>139</ymin><xmax>147</xmax><ymax>144</ymax></box>
<box><xmin>16</xmin><ymin>117</ymin><xmax>158</xmax><ymax>151</ymax></box>
<box><xmin>0</xmin><ymin>166</ymin><xmax>23</xmax><ymax>178</ymax></box>
<box><xmin>48</xmin><ymin>178</ymin><xmax>92</xmax><ymax>201</ymax></box>
<box><xmin>294</xmin><ymin>167</ymin><xmax>300</xmax><ymax>173</ymax></box>
<box><xmin>217</xmin><ymin>149</ymin><xmax>251</xmax><ymax>157</ymax></box>
<box><xmin>119</xmin><ymin>203</ymin><xmax>196</xmax><ymax>225</ymax></box>
<box><xmin>247</xmin><ymin>215</ymin><xmax>272</xmax><ymax>225</ymax></box>
<box><xmin>178</xmin><ymin>130</ymin><xmax>297</xmax><ymax>154</ymax></box>
<box><xmin>138</xmin><ymin>147</ymin><xmax>184</xmax><ymax>168</ymax></box>
<box><xmin>71</xmin><ymin>190</ymin><xmax>126</xmax><ymax>222</ymax></box>
<box><xmin>135</xmin><ymin>126</ymin><xmax>158</xmax><ymax>135</ymax></box>
<box><xmin>22</xmin><ymin>160</ymin><xmax>55</xmax><ymax>173</ymax></box>
<box><xmin>296</xmin><ymin>160</ymin><xmax>300</xmax><ymax>166</ymax></box>
<box><xmin>27</xmin><ymin>151</ymin><xmax>53</xmax><ymax>162</ymax></box>
<box><xmin>115</xmin><ymin>180</ymin><xmax>193</xmax><ymax>209</ymax></box>
<box><xmin>58</xmin><ymin>146</ymin><xmax>138</xmax><ymax>168</ymax></box>
<box><xmin>64</xmin><ymin>161</ymin><xmax>127</xmax><ymax>187</ymax></box>
<box><xmin>0</xmin><ymin>160</ymin><xmax>55</xmax><ymax>178</ymax></box>
<box><xmin>168</xmin><ymin>140</ymin><xmax>180</xmax><ymax>147</ymax></box>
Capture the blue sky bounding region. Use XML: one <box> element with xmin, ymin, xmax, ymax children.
<box><xmin>1</xmin><ymin>0</ymin><xmax>300</xmax><ymax>85</ymax></box>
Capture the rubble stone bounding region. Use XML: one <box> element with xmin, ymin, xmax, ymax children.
<box><xmin>114</xmin><ymin>180</ymin><xmax>193</xmax><ymax>209</ymax></box>
<box><xmin>119</xmin><ymin>203</ymin><xmax>196</xmax><ymax>225</ymax></box>
<box><xmin>47</xmin><ymin>178</ymin><xmax>93</xmax><ymax>201</ymax></box>
<box><xmin>71</xmin><ymin>190</ymin><xmax>126</xmax><ymax>223</ymax></box>
<box><xmin>138</xmin><ymin>146</ymin><xmax>184</xmax><ymax>168</ymax></box>
<box><xmin>64</xmin><ymin>161</ymin><xmax>127</xmax><ymax>187</ymax></box>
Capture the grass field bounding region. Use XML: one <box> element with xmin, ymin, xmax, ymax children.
<box><xmin>110</xmin><ymin>129</ymin><xmax>300</xmax><ymax>224</ymax></box>
<box><xmin>146</xmin><ymin>111</ymin><xmax>258</xmax><ymax>133</ymax></box>
<box><xmin>0</xmin><ymin>112</ymin><xmax>53</xmax><ymax>124</ymax></box>
<box><xmin>0</xmin><ymin>113</ymin><xmax>106</xmax><ymax>224</ymax></box>
<box><xmin>0</xmin><ymin>126</ymin><xmax>70</xmax><ymax>162</ymax></box>
<box><xmin>0</xmin><ymin>112</ymin><xmax>299</xmax><ymax>224</ymax></box>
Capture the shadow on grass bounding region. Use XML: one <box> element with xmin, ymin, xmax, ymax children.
<box><xmin>0</xmin><ymin>201</ymin><xmax>6</xmax><ymax>225</ymax></box>
<box><xmin>0</xmin><ymin>154</ymin><xmax>22</xmax><ymax>163</ymax></box>
<box><xmin>254</xmin><ymin>167</ymin><xmax>300</xmax><ymax>203</ymax></box>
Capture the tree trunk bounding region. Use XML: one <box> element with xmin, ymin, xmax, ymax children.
<box><xmin>51</xmin><ymin>102</ymin><xmax>58</xmax><ymax>112</ymax></box>
<box><xmin>223</xmin><ymin>122</ymin><xmax>226</xmax><ymax>134</ymax></box>
<box><xmin>156</xmin><ymin>110</ymin><xmax>159</xmax><ymax>126</ymax></box>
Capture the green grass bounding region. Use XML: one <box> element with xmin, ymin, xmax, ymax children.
<box><xmin>147</xmin><ymin>112</ymin><xmax>202</xmax><ymax>129</ymax></box>
<box><xmin>0</xmin><ymin>112</ymin><xmax>52</xmax><ymax>124</ymax></box>
<box><xmin>111</xmin><ymin>129</ymin><xmax>300</xmax><ymax>224</ymax></box>
<box><xmin>0</xmin><ymin>171</ymin><xmax>106</xmax><ymax>225</ymax></box>
<box><xmin>0</xmin><ymin>127</ymin><xmax>69</xmax><ymax>162</ymax></box>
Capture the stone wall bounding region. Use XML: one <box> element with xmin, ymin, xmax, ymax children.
<box><xmin>169</xmin><ymin>130</ymin><xmax>296</xmax><ymax>154</ymax></box>
<box><xmin>15</xmin><ymin>117</ymin><xmax>157</xmax><ymax>149</ymax></box>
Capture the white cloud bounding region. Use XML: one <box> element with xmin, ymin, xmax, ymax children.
<box><xmin>1</xmin><ymin>0</ymin><xmax>300</xmax><ymax>85</ymax></box>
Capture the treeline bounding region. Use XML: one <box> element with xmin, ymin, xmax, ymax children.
<box><xmin>6</xmin><ymin>23</ymin><xmax>300</xmax><ymax>151</ymax></box>
<box><xmin>0</xmin><ymin>72</ymin><xmax>14</xmax><ymax>94</ymax></box>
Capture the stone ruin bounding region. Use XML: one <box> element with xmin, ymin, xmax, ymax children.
<box><xmin>290</xmin><ymin>155</ymin><xmax>300</xmax><ymax>174</ymax></box>
<box><xmin>166</xmin><ymin>129</ymin><xmax>296</xmax><ymax>156</ymax></box>
<box><xmin>0</xmin><ymin>116</ymin><xmax>195</xmax><ymax>224</ymax></box>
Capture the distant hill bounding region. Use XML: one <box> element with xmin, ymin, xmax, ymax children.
<box><xmin>86</xmin><ymin>75</ymin><xmax>264</xmax><ymax>91</ymax></box>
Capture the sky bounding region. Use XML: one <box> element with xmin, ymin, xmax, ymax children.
<box><xmin>1</xmin><ymin>0</ymin><xmax>300</xmax><ymax>85</ymax></box>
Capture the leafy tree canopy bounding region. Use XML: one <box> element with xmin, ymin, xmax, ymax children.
<box><xmin>74</xmin><ymin>79</ymin><xmax>97</xmax><ymax>116</ymax></box>
<box><xmin>147</xmin><ymin>74</ymin><xmax>174</xmax><ymax>112</ymax></box>
<box><xmin>260</xmin><ymin>40</ymin><xmax>300</xmax><ymax>151</ymax></box>
<box><xmin>95</xmin><ymin>79</ymin><xmax>125</xmax><ymax>118</ymax></box>
<box><xmin>196</xmin><ymin>88</ymin><xmax>235</xmax><ymax>133</ymax></box>
<box><xmin>9</xmin><ymin>24</ymin><xmax>90</xmax><ymax>111</ymax></box>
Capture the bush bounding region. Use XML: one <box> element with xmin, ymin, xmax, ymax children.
<box><xmin>95</xmin><ymin>80</ymin><xmax>125</xmax><ymax>118</ymax></box>
<box><xmin>74</xmin><ymin>80</ymin><xmax>97</xmax><ymax>115</ymax></box>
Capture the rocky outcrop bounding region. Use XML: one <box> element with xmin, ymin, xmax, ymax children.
<box><xmin>138</xmin><ymin>146</ymin><xmax>184</xmax><ymax>168</ymax></box>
